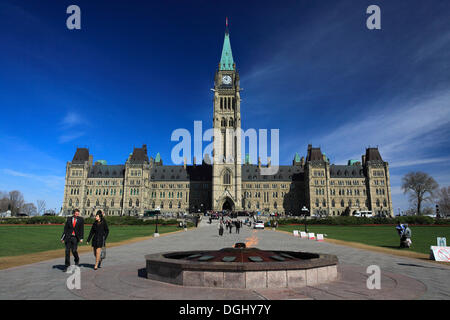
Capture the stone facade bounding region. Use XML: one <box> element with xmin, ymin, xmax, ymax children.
<box><xmin>61</xmin><ymin>27</ymin><xmax>393</xmax><ymax>218</ymax></box>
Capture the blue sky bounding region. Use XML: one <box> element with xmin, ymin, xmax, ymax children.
<box><xmin>0</xmin><ymin>0</ymin><xmax>449</xmax><ymax>213</ymax></box>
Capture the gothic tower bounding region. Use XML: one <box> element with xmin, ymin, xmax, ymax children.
<box><xmin>212</xmin><ymin>20</ymin><xmax>242</xmax><ymax>211</ymax></box>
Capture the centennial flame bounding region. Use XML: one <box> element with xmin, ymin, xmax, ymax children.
<box><xmin>245</xmin><ymin>230</ymin><xmax>259</xmax><ymax>248</ymax></box>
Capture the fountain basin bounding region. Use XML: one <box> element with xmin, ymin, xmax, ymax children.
<box><xmin>145</xmin><ymin>247</ymin><xmax>339</xmax><ymax>288</ymax></box>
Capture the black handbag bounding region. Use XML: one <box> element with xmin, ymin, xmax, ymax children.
<box><xmin>100</xmin><ymin>236</ymin><xmax>106</xmax><ymax>260</ymax></box>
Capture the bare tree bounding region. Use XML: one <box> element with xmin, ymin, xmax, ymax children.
<box><xmin>36</xmin><ymin>200</ymin><xmax>46</xmax><ymax>215</ymax></box>
<box><xmin>0</xmin><ymin>191</ymin><xmax>9</xmax><ymax>212</ymax></box>
<box><xmin>436</xmin><ymin>186</ymin><xmax>450</xmax><ymax>217</ymax></box>
<box><xmin>21</xmin><ymin>203</ymin><xmax>37</xmax><ymax>216</ymax></box>
<box><xmin>9</xmin><ymin>190</ymin><xmax>25</xmax><ymax>216</ymax></box>
<box><xmin>402</xmin><ymin>172</ymin><xmax>439</xmax><ymax>215</ymax></box>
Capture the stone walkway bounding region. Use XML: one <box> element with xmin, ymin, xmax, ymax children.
<box><xmin>0</xmin><ymin>221</ymin><xmax>449</xmax><ymax>300</ymax></box>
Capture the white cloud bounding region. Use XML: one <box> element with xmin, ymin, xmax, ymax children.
<box><xmin>58</xmin><ymin>112</ymin><xmax>87</xmax><ymax>143</ymax></box>
<box><xmin>58</xmin><ymin>131</ymin><xmax>85</xmax><ymax>143</ymax></box>
<box><xmin>60</xmin><ymin>111</ymin><xmax>84</xmax><ymax>128</ymax></box>
<box><xmin>316</xmin><ymin>89</ymin><xmax>450</xmax><ymax>165</ymax></box>
<box><xmin>2</xmin><ymin>169</ymin><xmax>64</xmax><ymax>190</ymax></box>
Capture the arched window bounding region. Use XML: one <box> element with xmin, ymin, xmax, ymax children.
<box><xmin>322</xmin><ymin>199</ymin><xmax>326</xmax><ymax>207</ymax></box>
<box><xmin>376</xmin><ymin>199</ymin><xmax>380</xmax><ymax>207</ymax></box>
<box><xmin>274</xmin><ymin>202</ymin><xmax>277</xmax><ymax>209</ymax></box>
<box><xmin>229</xmin><ymin>118</ymin><xmax>233</xmax><ymax>127</ymax></box>
<box><xmin>69</xmin><ymin>199</ymin><xmax>72</xmax><ymax>206</ymax></box>
<box><xmin>332</xmin><ymin>199</ymin><xmax>335</xmax><ymax>207</ymax></box>
<box><xmin>160</xmin><ymin>202</ymin><xmax>164</xmax><ymax>209</ymax></box>
<box><xmin>96</xmin><ymin>199</ymin><xmax>100</xmax><ymax>206</ymax></box>
<box><xmin>220</xmin><ymin>97</ymin><xmax>223</xmax><ymax>109</ymax></box>
<box><xmin>152</xmin><ymin>201</ymin><xmax>155</xmax><ymax>209</ymax></box>
<box><xmin>223</xmin><ymin>171</ymin><xmax>231</xmax><ymax>185</ymax></box>
<box><xmin>87</xmin><ymin>199</ymin><xmax>90</xmax><ymax>207</ymax></box>
<box><xmin>383</xmin><ymin>199</ymin><xmax>387</xmax><ymax>207</ymax></box>
<box><xmin>129</xmin><ymin>199</ymin><xmax>132</xmax><ymax>207</ymax></box>
<box><xmin>111</xmin><ymin>200</ymin><xmax>114</xmax><ymax>207</ymax></box>
<box><xmin>341</xmin><ymin>199</ymin><xmax>345</xmax><ymax>207</ymax></box>
<box><xmin>169</xmin><ymin>201</ymin><xmax>172</xmax><ymax>209</ymax></box>
<box><xmin>136</xmin><ymin>199</ymin><xmax>139</xmax><ymax>207</ymax></box>
<box><xmin>178</xmin><ymin>202</ymin><xmax>181</xmax><ymax>209</ymax></box>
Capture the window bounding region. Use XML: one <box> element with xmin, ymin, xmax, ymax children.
<box><xmin>223</xmin><ymin>171</ymin><xmax>231</xmax><ymax>185</ymax></box>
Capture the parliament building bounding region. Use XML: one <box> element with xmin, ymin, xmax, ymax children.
<box><xmin>62</xmin><ymin>26</ymin><xmax>394</xmax><ymax>217</ymax></box>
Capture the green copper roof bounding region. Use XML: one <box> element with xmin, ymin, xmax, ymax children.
<box><xmin>98</xmin><ymin>160</ymin><xmax>107</xmax><ymax>165</ymax></box>
<box><xmin>294</xmin><ymin>152</ymin><xmax>301</xmax><ymax>163</ymax></box>
<box><xmin>155</xmin><ymin>153</ymin><xmax>161</xmax><ymax>163</ymax></box>
<box><xmin>245</xmin><ymin>153</ymin><xmax>251</xmax><ymax>164</ymax></box>
<box><xmin>348</xmin><ymin>159</ymin><xmax>359</xmax><ymax>166</ymax></box>
<box><xmin>220</xmin><ymin>31</ymin><xmax>234</xmax><ymax>70</ymax></box>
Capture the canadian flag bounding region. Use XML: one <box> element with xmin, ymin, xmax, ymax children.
<box><xmin>226</xmin><ymin>17</ymin><xmax>228</xmax><ymax>27</ymax></box>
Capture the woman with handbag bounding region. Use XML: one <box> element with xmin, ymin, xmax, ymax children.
<box><xmin>87</xmin><ymin>210</ymin><xmax>109</xmax><ymax>270</ymax></box>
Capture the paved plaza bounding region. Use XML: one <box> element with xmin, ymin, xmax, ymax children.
<box><xmin>0</xmin><ymin>220</ymin><xmax>449</xmax><ymax>300</ymax></box>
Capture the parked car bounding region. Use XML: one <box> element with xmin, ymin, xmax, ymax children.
<box><xmin>254</xmin><ymin>220</ymin><xmax>265</xmax><ymax>229</ymax></box>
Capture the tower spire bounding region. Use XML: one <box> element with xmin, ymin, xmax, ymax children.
<box><xmin>220</xmin><ymin>17</ymin><xmax>234</xmax><ymax>71</ymax></box>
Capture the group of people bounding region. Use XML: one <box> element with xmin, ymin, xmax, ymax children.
<box><xmin>395</xmin><ymin>222</ymin><xmax>412</xmax><ymax>248</ymax></box>
<box><xmin>217</xmin><ymin>218</ymin><xmax>243</xmax><ymax>236</ymax></box>
<box><xmin>60</xmin><ymin>208</ymin><xmax>109</xmax><ymax>271</ymax></box>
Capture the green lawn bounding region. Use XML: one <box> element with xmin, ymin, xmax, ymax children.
<box><xmin>0</xmin><ymin>225</ymin><xmax>179</xmax><ymax>257</ymax></box>
<box><xmin>278</xmin><ymin>225</ymin><xmax>450</xmax><ymax>255</ymax></box>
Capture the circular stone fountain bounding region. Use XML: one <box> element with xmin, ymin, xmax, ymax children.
<box><xmin>145</xmin><ymin>245</ymin><xmax>339</xmax><ymax>289</ymax></box>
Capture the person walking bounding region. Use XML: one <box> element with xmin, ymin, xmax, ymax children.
<box><xmin>218</xmin><ymin>220</ymin><xmax>224</xmax><ymax>236</ymax></box>
<box><xmin>61</xmin><ymin>208</ymin><xmax>84</xmax><ymax>271</ymax></box>
<box><xmin>228</xmin><ymin>220</ymin><xmax>233</xmax><ymax>233</ymax></box>
<box><xmin>86</xmin><ymin>210</ymin><xmax>109</xmax><ymax>270</ymax></box>
<box><xmin>235</xmin><ymin>220</ymin><xmax>240</xmax><ymax>234</ymax></box>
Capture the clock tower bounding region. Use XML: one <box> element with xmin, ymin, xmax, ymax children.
<box><xmin>212</xmin><ymin>20</ymin><xmax>242</xmax><ymax>211</ymax></box>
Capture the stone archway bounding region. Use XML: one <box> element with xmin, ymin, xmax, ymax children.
<box><xmin>222</xmin><ymin>198</ymin><xmax>234</xmax><ymax>211</ymax></box>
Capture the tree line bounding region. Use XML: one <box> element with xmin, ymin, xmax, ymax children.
<box><xmin>0</xmin><ymin>190</ymin><xmax>49</xmax><ymax>216</ymax></box>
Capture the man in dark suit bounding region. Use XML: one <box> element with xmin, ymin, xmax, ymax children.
<box><xmin>61</xmin><ymin>208</ymin><xmax>84</xmax><ymax>270</ymax></box>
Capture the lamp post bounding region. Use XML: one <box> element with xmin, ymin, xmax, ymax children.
<box><xmin>301</xmin><ymin>206</ymin><xmax>309</xmax><ymax>233</ymax></box>
<box><xmin>154</xmin><ymin>207</ymin><xmax>160</xmax><ymax>237</ymax></box>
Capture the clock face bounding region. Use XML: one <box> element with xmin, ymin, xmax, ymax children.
<box><xmin>222</xmin><ymin>75</ymin><xmax>232</xmax><ymax>85</ymax></box>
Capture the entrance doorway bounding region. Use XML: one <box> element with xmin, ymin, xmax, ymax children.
<box><xmin>222</xmin><ymin>198</ymin><xmax>234</xmax><ymax>211</ymax></box>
